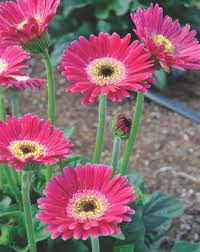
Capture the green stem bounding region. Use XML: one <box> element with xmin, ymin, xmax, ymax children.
<box><xmin>120</xmin><ymin>93</ymin><xmax>144</xmax><ymax>175</ymax></box>
<box><xmin>92</xmin><ymin>95</ymin><xmax>107</xmax><ymax>163</ymax></box>
<box><xmin>0</xmin><ymin>92</ymin><xmax>6</xmax><ymax>121</ymax></box>
<box><xmin>111</xmin><ymin>137</ymin><xmax>121</xmax><ymax>175</ymax></box>
<box><xmin>41</xmin><ymin>50</ymin><xmax>56</xmax><ymax>124</ymax></box>
<box><xmin>10</xmin><ymin>88</ymin><xmax>20</xmax><ymax>116</ymax></box>
<box><xmin>0</xmin><ymin>91</ymin><xmax>22</xmax><ymax>209</ymax></box>
<box><xmin>41</xmin><ymin>50</ymin><xmax>56</xmax><ymax>181</ymax></box>
<box><xmin>21</xmin><ymin>171</ymin><xmax>37</xmax><ymax>252</ymax></box>
<box><xmin>91</xmin><ymin>237</ymin><xmax>100</xmax><ymax>252</ymax></box>
<box><xmin>10</xmin><ymin>88</ymin><xmax>22</xmax><ymax>185</ymax></box>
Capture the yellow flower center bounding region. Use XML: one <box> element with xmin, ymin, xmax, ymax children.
<box><xmin>153</xmin><ymin>34</ymin><xmax>175</xmax><ymax>53</ymax></box>
<box><xmin>10</xmin><ymin>140</ymin><xmax>44</xmax><ymax>161</ymax></box>
<box><xmin>0</xmin><ymin>59</ymin><xmax>8</xmax><ymax>74</ymax></box>
<box><xmin>16</xmin><ymin>20</ymin><xmax>28</xmax><ymax>30</ymax></box>
<box><xmin>67</xmin><ymin>190</ymin><xmax>109</xmax><ymax>220</ymax></box>
<box><xmin>87</xmin><ymin>57</ymin><xmax>126</xmax><ymax>85</ymax></box>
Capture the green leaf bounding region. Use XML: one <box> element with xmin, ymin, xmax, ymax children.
<box><xmin>110</xmin><ymin>232</ymin><xmax>125</xmax><ymax>240</ymax></box>
<box><xmin>127</xmin><ymin>172</ymin><xmax>144</xmax><ymax>188</ymax></box>
<box><xmin>116</xmin><ymin>205</ymin><xmax>148</xmax><ymax>252</ymax></box>
<box><xmin>60</xmin><ymin>126</ymin><xmax>74</xmax><ymax>138</ymax></box>
<box><xmin>0</xmin><ymin>225</ymin><xmax>10</xmax><ymax>246</ymax></box>
<box><xmin>154</xmin><ymin>69</ymin><xmax>167</xmax><ymax>90</ymax></box>
<box><xmin>97</xmin><ymin>20</ymin><xmax>111</xmax><ymax>33</ymax></box>
<box><xmin>144</xmin><ymin>192</ymin><xmax>184</xmax><ymax>249</ymax></box>
<box><xmin>171</xmin><ymin>241</ymin><xmax>200</xmax><ymax>252</ymax></box>
<box><xmin>63</xmin><ymin>0</ymin><xmax>90</xmax><ymax>16</ymax></box>
<box><xmin>113</xmin><ymin>244</ymin><xmax>135</xmax><ymax>252</ymax></box>
<box><xmin>112</xmin><ymin>0</ymin><xmax>132</xmax><ymax>16</ymax></box>
<box><xmin>62</xmin><ymin>154</ymin><xmax>91</xmax><ymax>167</ymax></box>
<box><xmin>51</xmin><ymin>33</ymin><xmax>77</xmax><ymax>66</ymax></box>
<box><xmin>0</xmin><ymin>196</ymin><xmax>12</xmax><ymax>209</ymax></box>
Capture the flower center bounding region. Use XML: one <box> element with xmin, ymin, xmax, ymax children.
<box><xmin>0</xmin><ymin>59</ymin><xmax>8</xmax><ymax>74</ymax></box>
<box><xmin>87</xmin><ymin>57</ymin><xmax>126</xmax><ymax>85</ymax></box>
<box><xmin>16</xmin><ymin>20</ymin><xmax>28</xmax><ymax>30</ymax></box>
<box><xmin>10</xmin><ymin>140</ymin><xmax>44</xmax><ymax>161</ymax></box>
<box><xmin>67</xmin><ymin>190</ymin><xmax>109</xmax><ymax>220</ymax></box>
<box><xmin>152</xmin><ymin>34</ymin><xmax>175</xmax><ymax>53</ymax></box>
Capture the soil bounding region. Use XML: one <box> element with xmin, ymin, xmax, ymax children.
<box><xmin>6</xmin><ymin>57</ymin><xmax>200</xmax><ymax>248</ymax></box>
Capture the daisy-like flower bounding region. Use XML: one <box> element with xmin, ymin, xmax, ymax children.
<box><xmin>112</xmin><ymin>114</ymin><xmax>132</xmax><ymax>140</ymax></box>
<box><xmin>131</xmin><ymin>3</ymin><xmax>200</xmax><ymax>71</ymax></box>
<box><xmin>0</xmin><ymin>0</ymin><xmax>60</xmax><ymax>52</ymax></box>
<box><xmin>0</xmin><ymin>45</ymin><xmax>29</xmax><ymax>86</ymax></box>
<box><xmin>0</xmin><ymin>114</ymin><xmax>73</xmax><ymax>171</ymax></box>
<box><xmin>60</xmin><ymin>32</ymin><xmax>155</xmax><ymax>105</ymax></box>
<box><xmin>4</xmin><ymin>75</ymin><xmax>45</xmax><ymax>91</ymax></box>
<box><xmin>37</xmin><ymin>163</ymin><xmax>137</xmax><ymax>240</ymax></box>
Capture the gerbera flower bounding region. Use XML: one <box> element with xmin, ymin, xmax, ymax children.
<box><xmin>4</xmin><ymin>75</ymin><xmax>45</xmax><ymax>91</ymax></box>
<box><xmin>0</xmin><ymin>45</ymin><xmax>29</xmax><ymax>86</ymax></box>
<box><xmin>131</xmin><ymin>3</ymin><xmax>200</xmax><ymax>71</ymax></box>
<box><xmin>0</xmin><ymin>114</ymin><xmax>73</xmax><ymax>171</ymax></box>
<box><xmin>37</xmin><ymin>163</ymin><xmax>137</xmax><ymax>240</ymax></box>
<box><xmin>60</xmin><ymin>32</ymin><xmax>155</xmax><ymax>104</ymax></box>
<box><xmin>0</xmin><ymin>0</ymin><xmax>60</xmax><ymax>52</ymax></box>
<box><xmin>112</xmin><ymin>114</ymin><xmax>132</xmax><ymax>140</ymax></box>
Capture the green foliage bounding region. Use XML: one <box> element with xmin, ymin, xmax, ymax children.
<box><xmin>144</xmin><ymin>191</ymin><xmax>184</xmax><ymax>249</ymax></box>
<box><xmin>113</xmin><ymin>244</ymin><xmax>135</xmax><ymax>252</ymax></box>
<box><xmin>154</xmin><ymin>69</ymin><xmax>167</xmax><ymax>90</ymax></box>
<box><xmin>171</xmin><ymin>241</ymin><xmax>200</xmax><ymax>252</ymax></box>
<box><xmin>113</xmin><ymin>172</ymin><xmax>184</xmax><ymax>252</ymax></box>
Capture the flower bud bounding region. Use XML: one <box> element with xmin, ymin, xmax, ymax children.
<box><xmin>112</xmin><ymin>114</ymin><xmax>132</xmax><ymax>140</ymax></box>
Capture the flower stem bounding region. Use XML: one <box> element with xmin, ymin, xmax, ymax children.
<box><xmin>111</xmin><ymin>137</ymin><xmax>121</xmax><ymax>175</ymax></box>
<box><xmin>41</xmin><ymin>50</ymin><xmax>56</xmax><ymax>124</ymax></box>
<box><xmin>10</xmin><ymin>88</ymin><xmax>20</xmax><ymax>116</ymax></box>
<box><xmin>0</xmin><ymin>91</ymin><xmax>22</xmax><ymax>209</ymax></box>
<box><xmin>41</xmin><ymin>50</ymin><xmax>56</xmax><ymax>181</ymax></box>
<box><xmin>0</xmin><ymin>91</ymin><xmax>6</xmax><ymax>121</ymax></box>
<box><xmin>21</xmin><ymin>171</ymin><xmax>37</xmax><ymax>252</ymax></box>
<box><xmin>91</xmin><ymin>237</ymin><xmax>100</xmax><ymax>252</ymax></box>
<box><xmin>92</xmin><ymin>95</ymin><xmax>107</xmax><ymax>163</ymax></box>
<box><xmin>120</xmin><ymin>92</ymin><xmax>144</xmax><ymax>175</ymax></box>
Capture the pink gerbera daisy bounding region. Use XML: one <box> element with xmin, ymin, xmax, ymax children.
<box><xmin>0</xmin><ymin>114</ymin><xmax>73</xmax><ymax>171</ymax></box>
<box><xmin>60</xmin><ymin>32</ymin><xmax>155</xmax><ymax>104</ymax></box>
<box><xmin>131</xmin><ymin>3</ymin><xmax>200</xmax><ymax>71</ymax></box>
<box><xmin>0</xmin><ymin>45</ymin><xmax>29</xmax><ymax>86</ymax></box>
<box><xmin>4</xmin><ymin>75</ymin><xmax>45</xmax><ymax>91</ymax></box>
<box><xmin>0</xmin><ymin>0</ymin><xmax>60</xmax><ymax>45</ymax></box>
<box><xmin>37</xmin><ymin>163</ymin><xmax>137</xmax><ymax>240</ymax></box>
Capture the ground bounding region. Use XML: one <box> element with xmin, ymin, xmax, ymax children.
<box><xmin>7</xmin><ymin>57</ymin><xmax>200</xmax><ymax>246</ymax></box>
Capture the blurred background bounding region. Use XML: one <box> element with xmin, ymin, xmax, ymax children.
<box><xmin>17</xmin><ymin>0</ymin><xmax>200</xmax><ymax>246</ymax></box>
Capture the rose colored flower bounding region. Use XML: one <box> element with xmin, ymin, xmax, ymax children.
<box><xmin>0</xmin><ymin>0</ymin><xmax>60</xmax><ymax>45</ymax></box>
<box><xmin>0</xmin><ymin>114</ymin><xmax>73</xmax><ymax>171</ymax></box>
<box><xmin>4</xmin><ymin>75</ymin><xmax>45</xmax><ymax>91</ymax></box>
<box><xmin>0</xmin><ymin>45</ymin><xmax>29</xmax><ymax>86</ymax></box>
<box><xmin>37</xmin><ymin>163</ymin><xmax>137</xmax><ymax>240</ymax></box>
<box><xmin>131</xmin><ymin>3</ymin><xmax>200</xmax><ymax>71</ymax></box>
<box><xmin>112</xmin><ymin>114</ymin><xmax>132</xmax><ymax>140</ymax></box>
<box><xmin>60</xmin><ymin>32</ymin><xmax>155</xmax><ymax>105</ymax></box>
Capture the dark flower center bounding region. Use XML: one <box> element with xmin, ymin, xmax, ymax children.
<box><xmin>81</xmin><ymin>200</ymin><xmax>97</xmax><ymax>212</ymax></box>
<box><xmin>20</xmin><ymin>145</ymin><xmax>36</xmax><ymax>154</ymax></box>
<box><xmin>100</xmin><ymin>66</ymin><xmax>114</xmax><ymax>77</ymax></box>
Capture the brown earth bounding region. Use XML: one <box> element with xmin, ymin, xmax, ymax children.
<box><xmin>6</xmin><ymin>57</ymin><xmax>200</xmax><ymax>247</ymax></box>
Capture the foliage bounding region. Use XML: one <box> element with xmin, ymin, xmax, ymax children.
<box><xmin>171</xmin><ymin>241</ymin><xmax>200</xmax><ymax>252</ymax></box>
